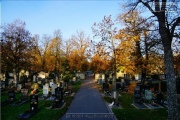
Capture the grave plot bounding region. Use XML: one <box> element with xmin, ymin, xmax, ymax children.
<box><xmin>132</xmin><ymin>86</ymin><xmax>149</xmax><ymax>109</ymax></box>
<box><xmin>132</xmin><ymin>84</ymin><xmax>166</xmax><ymax>109</ymax></box>
<box><xmin>46</xmin><ymin>83</ymin><xmax>58</xmax><ymax>100</ymax></box>
<box><xmin>103</xmin><ymin>82</ymin><xmax>111</xmax><ymax>96</ymax></box>
<box><xmin>143</xmin><ymin>90</ymin><xmax>163</xmax><ymax>109</ymax></box>
<box><xmin>11</xmin><ymin>89</ymin><xmax>29</xmax><ymax>106</ymax></box>
<box><xmin>154</xmin><ymin>92</ymin><xmax>167</xmax><ymax>108</ymax></box>
<box><xmin>1</xmin><ymin>89</ymin><xmax>16</xmax><ymax>106</ymax></box>
<box><xmin>64</xmin><ymin>84</ymin><xmax>73</xmax><ymax>96</ymax></box>
<box><xmin>48</xmin><ymin>87</ymin><xmax>65</xmax><ymax>109</ymax></box>
<box><xmin>39</xmin><ymin>85</ymin><xmax>50</xmax><ymax>100</ymax></box>
<box><xmin>118</xmin><ymin>81</ymin><xmax>128</xmax><ymax>92</ymax></box>
<box><xmin>18</xmin><ymin>94</ymin><xmax>39</xmax><ymax>119</ymax></box>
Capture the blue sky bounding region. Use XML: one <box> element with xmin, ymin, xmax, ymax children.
<box><xmin>1</xmin><ymin>0</ymin><xmax>125</xmax><ymax>40</ymax></box>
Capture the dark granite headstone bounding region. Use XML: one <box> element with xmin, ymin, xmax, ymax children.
<box><xmin>55</xmin><ymin>87</ymin><xmax>63</xmax><ymax>102</ymax></box>
<box><xmin>154</xmin><ymin>83</ymin><xmax>159</xmax><ymax>93</ymax></box>
<box><xmin>134</xmin><ymin>86</ymin><xmax>141</xmax><ymax>102</ymax></box>
<box><xmin>8</xmin><ymin>90</ymin><xmax>15</xmax><ymax>100</ymax></box>
<box><xmin>116</xmin><ymin>82</ymin><xmax>121</xmax><ymax>90</ymax></box>
<box><xmin>30</xmin><ymin>95</ymin><xmax>38</xmax><ymax>111</ymax></box>
<box><xmin>103</xmin><ymin>83</ymin><xmax>109</xmax><ymax>90</ymax></box>
<box><xmin>21</xmin><ymin>89</ymin><xmax>28</xmax><ymax>100</ymax></box>
<box><xmin>52</xmin><ymin>87</ymin><xmax>63</xmax><ymax>108</ymax></box>
<box><xmin>161</xmin><ymin>81</ymin><xmax>167</xmax><ymax>92</ymax></box>
<box><xmin>156</xmin><ymin>93</ymin><xmax>164</xmax><ymax>105</ymax></box>
<box><xmin>17</xmin><ymin>94</ymin><xmax>38</xmax><ymax>119</ymax></box>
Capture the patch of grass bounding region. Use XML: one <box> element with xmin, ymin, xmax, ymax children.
<box><xmin>118</xmin><ymin>92</ymin><xmax>135</xmax><ymax>109</ymax></box>
<box><xmin>103</xmin><ymin>96</ymin><xmax>113</xmax><ymax>103</ymax></box>
<box><xmin>112</xmin><ymin>92</ymin><xmax>168</xmax><ymax>120</ymax></box>
<box><xmin>112</xmin><ymin>108</ymin><xmax>167</xmax><ymax>120</ymax></box>
<box><xmin>72</xmin><ymin>81</ymin><xmax>82</xmax><ymax>92</ymax></box>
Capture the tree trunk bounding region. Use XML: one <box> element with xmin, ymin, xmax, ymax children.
<box><xmin>141</xmin><ymin>68</ymin><xmax>146</xmax><ymax>85</ymax></box>
<box><xmin>163</xmin><ymin>43</ymin><xmax>180</xmax><ymax>119</ymax></box>
<box><xmin>159</xmin><ymin>24</ymin><xmax>180</xmax><ymax>119</ymax></box>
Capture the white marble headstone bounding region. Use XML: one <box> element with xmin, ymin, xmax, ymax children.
<box><xmin>73</xmin><ymin>77</ymin><xmax>76</xmax><ymax>82</ymax></box>
<box><xmin>51</xmin><ymin>84</ymin><xmax>58</xmax><ymax>95</ymax></box>
<box><xmin>17</xmin><ymin>84</ymin><xmax>22</xmax><ymax>90</ymax></box>
<box><xmin>50</xmin><ymin>82</ymin><xmax>54</xmax><ymax>87</ymax></box>
<box><xmin>33</xmin><ymin>75</ymin><xmax>36</xmax><ymax>82</ymax></box>
<box><xmin>43</xmin><ymin>85</ymin><xmax>49</xmax><ymax>96</ymax></box>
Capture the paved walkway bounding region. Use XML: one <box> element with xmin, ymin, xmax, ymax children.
<box><xmin>59</xmin><ymin>75</ymin><xmax>116</xmax><ymax>120</ymax></box>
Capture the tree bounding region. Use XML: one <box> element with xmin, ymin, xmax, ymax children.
<box><xmin>116</xmin><ymin>11</ymin><xmax>164</xmax><ymax>84</ymax></box>
<box><xmin>125</xmin><ymin>0</ymin><xmax>180</xmax><ymax>119</ymax></box>
<box><xmin>49</xmin><ymin>30</ymin><xmax>63</xmax><ymax>77</ymax></box>
<box><xmin>92</xmin><ymin>15</ymin><xmax>120</xmax><ymax>99</ymax></box>
<box><xmin>1</xmin><ymin>20</ymin><xmax>35</xmax><ymax>88</ymax></box>
<box><xmin>68</xmin><ymin>31</ymin><xmax>90</xmax><ymax>72</ymax></box>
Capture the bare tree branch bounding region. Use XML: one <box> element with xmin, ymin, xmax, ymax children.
<box><xmin>171</xmin><ymin>17</ymin><xmax>180</xmax><ymax>37</ymax></box>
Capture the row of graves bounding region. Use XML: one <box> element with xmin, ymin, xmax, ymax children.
<box><xmin>95</xmin><ymin>73</ymin><xmax>130</xmax><ymax>107</ymax></box>
<box><xmin>1</xmin><ymin>82</ymin><xmax>69</xmax><ymax>119</ymax></box>
<box><xmin>95</xmin><ymin>73</ymin><xmax>129</xmax><ymax>96</ymax></box>
<box><xmin>1</xmin><ymin>72</ymin><xmax>81</xmax><ymax>119</ymax></box>
<box><xmin>95</xmin><ymin>72</ymin><xmax>180</xmax><ymax>109</ymax></box>
<box><xmin>132</xmin><ymin>77</ymin><xmax>180</xmax><ymax>110</ymax></box>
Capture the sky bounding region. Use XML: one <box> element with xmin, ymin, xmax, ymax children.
<box><xmin>1</xmin><ymin>0</ymin><xmax>127</xmax><ymax>40</ymax></box>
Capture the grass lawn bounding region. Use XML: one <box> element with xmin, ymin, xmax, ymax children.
<box><xmin>1</xmin><ymin>81</ymin><xmax>82</xmax><ymax>120</ymax></box>
<box><xmin>104</xmin><ymin>92</ymin><xmax>168</xmax><ymax>120</ymax></box>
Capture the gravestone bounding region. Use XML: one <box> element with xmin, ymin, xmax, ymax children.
<box><xmin>105</xmin><ymin>74</ymin><xmax>109</xmax><ymax>83</ymax></box>
<box><xmin>159</xmin><ymin>74</ymin><xmax>166</xmax><ymax>80</ymax></box>
<box><xmin>9</xmin><ymin>90</ymin><xmax>15</xmax><ymax>100</ymax></box>
<box><xmin>103</xmin><ymin>82</ymin><xmax>109</xmax><ymax>90</ymax></box>
<box><xmin>12</xmin><ymin>89</ymin><xmax>29</xmax><ymax>106</ymax></box>
<box><xmin>30</xmin><ymin>94</ymin><xmax>38</xmax><ymax>111</ymax></box>
<box><xmin>134</xmin><ymin>86</ymin><xmax>141</xmax><ymax>100</ymax></box>
<box><xmin>73</xmin><ymin>77</ymin><xmax>76</xmax><ymax>82</ymax></box>
<box><xmin>45</xmin><ymin>79</ymin><xmax>47</xmax><ymax>83</ymax></box>
<box><xmin>1</xmin><ymin>89</ymin><xmax>16</xmax><ymax>106</ymax></box>
<box><xmin>156</xmin><ymin>93</ymin><xmax>164</xmax><ymax>105</ymax></box>
<box><xmin>145</xmin><ymin>90</ymin><xmax>152</xmax><ymax>100</ymax></box>
<box><xmin>21</xmin><ymin>89</ymin><xmax>28</xmax><ymax>100</ymax></box>
<box><xmin>51</xmin><ymin>87</ymin><xmax>64</xmax><ymax>108</ymax></box>
<box><xmin>33</xmin><ymin>75</ymin><xmax>36</xmax><ymax>83</ymax></box>
<box><xmin>17</xmin><ymin>94</ymin><xmax>38</xmax><ymax>119</ymax></box>
<box><xmin>49</xmin><ymin>82</ymin><xmax>54</xmax><ymax>88</ymax></box>
<box><xmin>43</xmin><ymin>85</ymin><xmax>49</xmax><ymax>97</ymax></box>
<box><xmin>161</xmin><ymin>81</ymin><xmax>167</xmax><ymax>92</ymax></box>
<box><xmin>8</xmin><ymin>78</ymin><xmax>14</xmax><ymax>87</ymax></box>
<box><xmin>51</xmin><ymin>84</ymin><xmax>58</xmax><ymax>95</ymax></box>
<box><xmin>60</xmin><ymin>81</ymin><xmax>64</xmax><ymax>88</ymax></box>
<box><xmin>67</xmin><ymin>85</ymin><xmax>72</xmax><ymax>94</ymax></box>
<box><xmin>103</xmin><ymin>83</ymin><xmax>111</xmax><ymax>96</ymax></box>
<box><xmin>154</xmin><ymin>83</ymin><xmax>159</xmax><ymax>93</ymax></box>
<box><xmin>17</xmin><ymin>84</ymin><xmax>22</xmax><ymax>91</ymax></box>
<box><xmin>116</xmin><ymin>82</ymin><xmax>121</xmax><ymax>90</ymax></box>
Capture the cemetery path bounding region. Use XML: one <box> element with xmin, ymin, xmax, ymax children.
<box><xmin>59</xmin><ymin>75</ymin><xmax>116</xmax><ymax>120</ymax></box>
